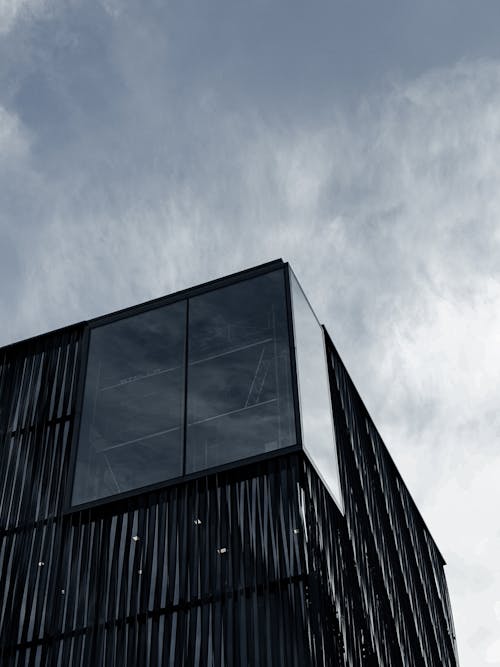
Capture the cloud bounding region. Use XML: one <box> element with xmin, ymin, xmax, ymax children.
<box><xmin>0</xmin><ymin>0</ymin><xmax>51</xmax><ymax>34</ymax></box>
<box><xmin>0</xmin><ymin>106</ymin><xmax>40</xmax><ymax>329</ymax></box>
<box><xmin>1</xmin><ymin>13</ymin><xmax>500</xmax><ymax>661</ymax></box>
<box><xmin>0</xmin><ymin>105</ymin><xmax>30</xmax><ymax>156</ymax></box>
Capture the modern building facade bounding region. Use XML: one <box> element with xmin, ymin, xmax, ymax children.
<box><xmin>0</xmin><ymin>260</ymin><xmax>458</xmax><ymax>666</ymax></box>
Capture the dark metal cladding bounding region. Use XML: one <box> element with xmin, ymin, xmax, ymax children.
<box><xmin>326</xmin><ymin>335</ymin><xmax>459</xmax><ymax>666</ymax></box>
<box><xmin>0</xmin><ymin>276</ymin><xmax>459</xmax><ymax>666</ymax></box>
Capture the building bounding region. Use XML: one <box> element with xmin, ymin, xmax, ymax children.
<box><xmin>0</xmin><ymin>259</ymin><xmax>459</xmax><ymax>666</ymax></box>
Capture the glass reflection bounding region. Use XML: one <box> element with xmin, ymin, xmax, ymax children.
<box><xmin>72</xmin><ymin>267</ymin><xmax>298</xmax><ymax>506</ymax></box>
<box><xmin>290</xmin><ymin>270</ymin><xmax>343</xmax><ymax>511</ymax></box>
<box><xmin>72</xmin><ymin>301</ymin><xmax>186</xmax><ymax>506</ymax></box>
<box><xmin>186</xmin><ymin>270</ymin><xmax>295</xmax><ymax>472</ymax></box>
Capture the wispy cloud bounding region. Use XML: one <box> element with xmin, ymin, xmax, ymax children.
<box><xmin>0</xmin><ymin>0</ymin><xmax>51</xmax><ymax>34</ymax></box>
<box><xmin>0</xmin><ymin>105</ymin><xmax>30</xmax><ymax>155</ymax></box>
<box><xmin>1</xmin><ymin>6</ymin><xmax>499</xmax><ymax>660</ymax></box>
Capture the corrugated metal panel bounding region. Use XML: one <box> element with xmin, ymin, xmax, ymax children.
<box><xmin>0</xmin><ymin>318</ymin><xmax>458</xmax><ymax>666</ymax></box>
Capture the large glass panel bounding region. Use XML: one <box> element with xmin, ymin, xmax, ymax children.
<box><xmin>186</xmin><ymin>270</ymin><xmax>295</xmax><ymax>473</ymax></box>
<box><xmin>72</xmin><ymin>301</ymin><xmax>186</xmax><ymax>506</ymax></box>
<box><xmin>290</xmin><ymin>270</ymin><xmax>343</xmax><ymax>512</ymax></box>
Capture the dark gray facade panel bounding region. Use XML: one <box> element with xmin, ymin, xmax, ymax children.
<box><xmin>327</xmin><ymin>337</ymin><xmax>458</xmax><ymax>665</ymax></box>
<box><xmin>0</xmin><ymin>263</ymin><xmax>459</xmax><ymax>666</ymax></box>
<box><xmin>0</xmin><ymin>326</ymin><xmax>83</xmax><ymax>528</ymax></box>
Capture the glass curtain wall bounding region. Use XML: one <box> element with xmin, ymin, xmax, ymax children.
<box><xmin>72</xmin><ymin>302</ymin><xmax>187</xmax><ymax>506</ymax></box>
<box><xmin>185</xmin><ymin>269</ymin><xmax>295</xmax><ymax>472</ymax></box>
<box><xmin>289</xmin><ymin>269</ymin><xmax>343</xmax><ymax>512</ymax></box>
<box><xmin>72</xmin><ymin>269</ymin><xmax>296</xmax><ymax>506</ymax></box>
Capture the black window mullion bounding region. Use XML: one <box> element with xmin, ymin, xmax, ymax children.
<box><xmin>182</xmin><ymin>299</ymin><xmax>190</xmax><ymax>478</ymax></box>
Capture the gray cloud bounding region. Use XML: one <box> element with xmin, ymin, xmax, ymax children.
<box><xmin>2</xmin><ymin>4</ymin><xmax>500</xmax><ymax>664</ymax></box>
<box><xmin>0</xmin><ymin>0</ymin><xmax>50</xmax><ymax>35</ymax></box>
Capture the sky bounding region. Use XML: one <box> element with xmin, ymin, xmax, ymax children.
<box><xmin>1</xmin><ymin>1</ymin><xmax>500</xmax><ymax>664</ymax></box>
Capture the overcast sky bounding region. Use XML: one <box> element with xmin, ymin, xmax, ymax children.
<box><xmin>1</xmin><ymin>1</ymin><xmax>500</xmax><ymax>664</ymax></box>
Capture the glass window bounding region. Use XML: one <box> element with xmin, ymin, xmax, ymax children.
<box><xmin>72</xmin><ymin>301</ymin><xmax>186</xmax><ymax>506</ymax></box>
<box><xmin>290</xmin><ymin>270</ymin><xmax>343</xmax><ymax>512</ymax></box>
<box><xmin>185</xmin><ymin>270</ymin><xmax>295</xmax><ymax>473</ymax></box>
<box><xmin>71</xmin><ymin>267</ymin><xmax>299</xmax><ymax>507</ymax></box>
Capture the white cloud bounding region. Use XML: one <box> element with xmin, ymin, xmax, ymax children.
<box><xmin>100</xmin><ymin>0</ymin><xmax>122</xmax><ymax>18</ymax></box>
<box><xmin>487</xmin><ymin>639</ymin><xmax>500</xmax><ymax>664</ymax></box>
<box><xmin>0</xmin><ymin>0</ymin><xmax>50</xmax><ymax>34</ymax></box>
<box><xmin>0</xmin><ymin>105</ymin><xmax>30</xmax><ymax>158</ymax></box>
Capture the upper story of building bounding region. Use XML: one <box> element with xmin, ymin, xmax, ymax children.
<box><xmin>0</xmin><ymin>259</ymin><xmax>343</xmax><ymax>514</ymax></box>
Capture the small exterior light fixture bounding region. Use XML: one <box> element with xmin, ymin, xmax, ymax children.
<box><xmin>217</xmin><ymin>547</ymin><xmax>228</xmax><ymax>555</ymax></box>
<box><xmin>38</xmin><ymin>561</ymin><xmax>45</xmax><ymax>567</ymax></box>
<box><xmin>193</xmin><ymin>518</ymin><xmax>202</xmax><ymax>525</ymax></box>
<box><xmin>292</xmin><ymin>528</ymin><xmax>300</xmax><ymax>534</ymax></box>
<box><xmin>132</xmin><ymin>535</ymin><xmax>140</xmax><ymax>542</ymax></box>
